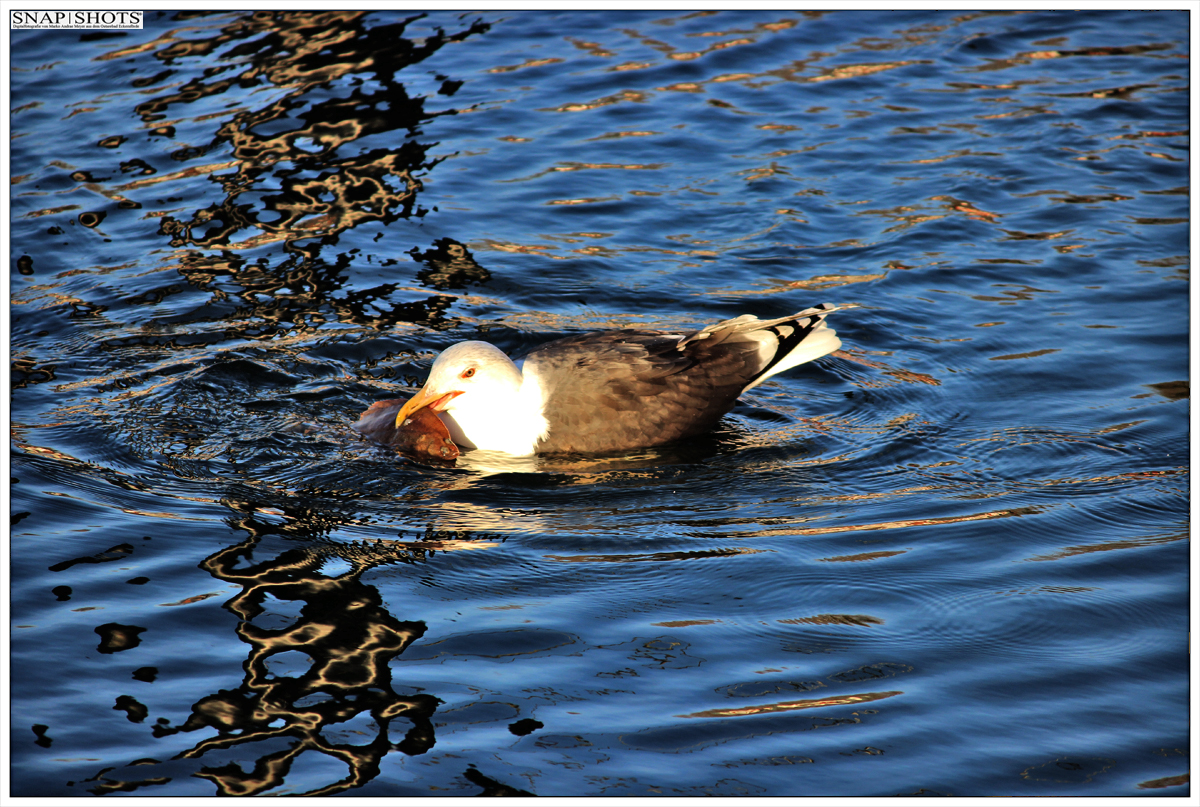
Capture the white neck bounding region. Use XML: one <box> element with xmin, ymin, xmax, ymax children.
<box><xmin>438</xmin><ymin>361</ymin><xmax>549</xmax><ymax>456</ymax></box>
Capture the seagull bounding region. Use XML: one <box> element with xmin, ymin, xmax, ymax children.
<box><xmin>389</xmin><ymin>303</ymin><xmax>843</xmax><ymax>456</ymax></box>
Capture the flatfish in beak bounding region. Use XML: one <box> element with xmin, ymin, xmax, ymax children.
<box><xmin>354</xmin><ymin>397</ymin><xmax>459</xmax><ymax>463</ymax></box>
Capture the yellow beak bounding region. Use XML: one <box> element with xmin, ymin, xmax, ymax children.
<box><xmin>395</xmin><ymin>384</ymin><xmax>463</xmax><ymax>428</ymax></box>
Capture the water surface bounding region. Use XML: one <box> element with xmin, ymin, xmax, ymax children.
<box><xmin>9</xmin><ymin>9</ymin><xmax>1192</xmax><ymax>798</ymax></box>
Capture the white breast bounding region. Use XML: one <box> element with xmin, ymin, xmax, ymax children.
<box><xmin>437</xmin><ymin>362</ymin><xmax>549</xmax><ymax>456</ymax></box>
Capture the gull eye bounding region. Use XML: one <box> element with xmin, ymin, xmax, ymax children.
<box><xmin>460</xmin><ymin>367</ymin><xmax>476</xmax><ymax>379</ymax></box>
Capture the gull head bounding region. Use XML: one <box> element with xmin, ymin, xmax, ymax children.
<box><xmin>394</xmin><ymin>341</ymin><xmax>523</xmax><ymax>430</ymax></box>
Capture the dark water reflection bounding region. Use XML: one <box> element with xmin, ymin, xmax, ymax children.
<box><xmin>9</xmin><ymin>9</ymin><xmax>1191</xmax><ymax>798</ymax></box>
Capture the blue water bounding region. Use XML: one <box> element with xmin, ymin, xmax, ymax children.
<box><xmin>8</xmin><ymin>9</ymin><xmax>1192</xmax><ymax>798</ymax></box>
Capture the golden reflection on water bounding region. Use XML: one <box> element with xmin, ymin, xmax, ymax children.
<box><xmin>503</xmin><ymin>161</ymin><xmax>668</xmax><ymax>183</ymax></box>
<box><xmin>715</xmin><ymin>505</ymin><xmax>1045</xmax><ymax>540</ymax></box>
<box><xmin>830</xmin><ymin>349</ymin><xmax>941</xmax><ymax>389</ymax></box>
<box><xmin>989</xmin><ymin>348</ymin><xmax>1060</xmax><ymax>361</ymax></box>
<box><xmin>681</xmin><ymin>690</ymin><xmax>902</xmax><ymax>719</ymax></box>
<box><xmin>546</xmin><ymin>547</ymin><xmax>771</xmax><ymax>564</ymax></box>
<box><xmin>720</xmin><ymin>275</ymin><xmax>885</xmax><ymax>296</ymax></box>
<box><xmin>778</xmin><ymin>614</ymin><xmax>885</xmax><ymax>627</ymax></box>
<box><xmin>1025</xmin><ymin>529</ymin><xmax>1187</xmax><ymax>563</ymax></box>
<box><xmin>818</xmin><ymin>550</ymin><xmax>909</xmax><ymax>563</ymax></box>
<box><xmin>486</xmin><ymin>57</ymin><xmax>565</xmax><ymax>73</ymax></box>
<box><xmin>1137</xmin><ymin>773</ymin><xmax>1190</xmax><ymax>790</ymax></box>
<box><xmin>810</xmin><ymin>61</ymin><xmax>930</xmax><ymax>83</ymax></box>
<box><xmin>1142</xmin><ymin>380</ymin><xmax>1188</xmax><ymax>401</ymax></box>
<box><xmin>653</xmin><ymin>619</ymin><xmax>720</xmax><ymax>627</ymax></box>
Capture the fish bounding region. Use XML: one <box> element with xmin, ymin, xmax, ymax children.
<box><xmin>354</xmin><ymin>397</ymin><xmax>459</xmax><ymax>463</ymax></box>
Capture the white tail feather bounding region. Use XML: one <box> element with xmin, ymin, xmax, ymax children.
<box><xmin>742</xmin><ymin>322</ymin><xmax>840</xmax><ymax>392</ymax></box>
<box><xmin>739</xmin><ymin>305</ymin><xmax>842</xmax><ymax>392</ymax></box>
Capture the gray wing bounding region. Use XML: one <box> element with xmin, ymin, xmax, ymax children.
<box><xmin>522</xmin><ymin>305</ymin><xmax>837</xmax><ymax>454</ymax></box>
